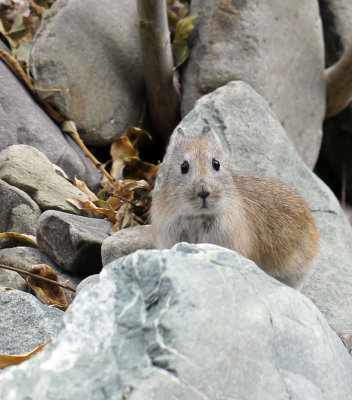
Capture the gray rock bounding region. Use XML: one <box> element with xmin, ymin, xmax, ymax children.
<box><xmin>0</xmin><ymin>244</ymin><xmax>351</xmax><ymax>399</ymax></box>
<box><xmin>0</xmin><ymin>287</ymin><xmax>63</xmax><ymax>355</ymax></box>
<box><xmin>0</xmin><ymin>41</ymin><xmax>101</xmax><ymax>191</ymax></box>
<box><xmin>317</xmin><ymin>0</ymin><xmax>352</xmax><ymax>201</ymax></box>
<box><xmin>182</xmin><ymin>0</ymin><xmax>325</xmax><ymax>168</ymax></box>
<box><xmin>158</xmin><ymin>81</ymin><xmax>352</xmax><ymax>350</ymax></box>
<box><xmin>0</xmin><ymin>144</ymin><xmax>91</xmax><ymax>214</ymax></box>
<box><xmin>0</xmin><ymin>270</ymin><xmax>28</xmax><ymax>292</ymax></box>
<box><xmin>101</xmin><ymin>225</ymin><xmax>154</xmax><ymax>265</ymax></box>
<box><xmin>0</xmin><ymin>179</ymin><xmax>41</xmax><ymax>236</ymax></box>
<box><xmin>75</xmin><ymin>274</ymin><xmax>99</xmax><ymax>295</ymax></box>
<box><xmin>0</xmin><ymin>246</ymin><xmax>81</xmax><ymax>303</ymax></box>
<box><xmin>37</xmin><ymin>210</ymin><xmax>113</xmax><ymax>274</ymax></box>
<box><xmin>30</xmin><ymin>0</ymin><xmax>144</xmax><ymax>146</ymax></box>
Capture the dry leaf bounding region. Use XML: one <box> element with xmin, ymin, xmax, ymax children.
<box><xmin>74</xmin><ymin>177</ymin><xmax>98</xmax><ymax>202</ymax></box>
<box><xmin>0</xmin><ymin>342</ymin><xmax>50</xmax><ymax>370</ymax></box>
<box><xmin>172</xmin><ymin>14</ymin><xmax>199</xmax><ymax>68</ymax></box>
<box><xmin>109</xmin><ymin>203</ymin><xmax>133</xmax><ymax>234</ymax></box>
<box><xmin>0</xmin><ymin>232</ymin><xmax>37</xmax><ymax>246</ymax></box>
<box><xmin>66</xmin><ymin>198</ymin><xmax>117</xmax><ymax>222</ymax></box>
<box><xmin>123</xmin><ymin>157</ymin><xmax>159</xmax><ymax>187</ymax></box>
<box><xmin>27</xmin><ymin>264</ymin><xmax>68</xmax><ymax>310</ymax></box>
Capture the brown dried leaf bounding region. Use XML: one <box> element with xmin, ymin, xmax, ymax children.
<box><xmin>110</xmin><ymin>126</ymin><xmax>152</xmax><ymax>178</ymax></box>
<box><xmin>67</xmin><ymin>198</ymin><xmax>117</xmax><ymax>222</ymax></box>
<box><xmin>109</xmin><ymin>203</ymin><xmax>133</xmax><ymax>234</ymax></box>
<box><xmin>123</xmin><ymin>157</ymin><xmax>159</xmax><ymax>187</ymax></box>
<box><xmin>27</xmin><ymin>264</ymin><xmax>68</xmax><ymax>309</ymax></box>
<box><xmin>0</xmin><ymin>232</ymin><xmax>37</xmax><ymax>246</ymax></box>
<box><xmin>0</xmin><ymin>342</ymin><xmax>50</xmax><ymax>370</ymax></box>
<box><xmin>106</xmin><ymin>196</ymin><xmax>123</xmax><ymax>210</ymax></box>
<box><xmin>74</xmin><ymin>177</ymin><xmax>98</xmax><ymax>202</ymax></box>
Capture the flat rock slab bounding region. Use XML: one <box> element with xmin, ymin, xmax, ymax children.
<box><xmin>157</xmin><ymin>81</ymin><xmax>352</xmax><ymax>350</ymax></box>
<box><xmin>0</xmin><ymin>144</ymin><xmax>91</xmax><ymax>214</ymax></box>
<box><xmin>30</xmin><ymin>0</ymin><xmax>144</xmax><ymax>146</ymax></box>
<box><xmin>37</xmin><ymin>210</ymin><xmax>113</xmax><ymax>274</ymax></box>
<box><xmin>101</xmin><ymin>225</ymin><xmax>154</xmax><ymax>265</ymax></box>
<box><xmin>0</xmin><ymin>288</ymin><xmax>63</xmax><ymax>355</ymax></box>
<box><xmin>0</xmin><ymin>41</ymin><xmax>101</xmax><ymax>191</ymax></box>
<box><xmin>182</xmin><ymin>0</ymin><xmax>325</xmax><ymax>168</ymax></box>
<box><xmin>0</xmin><ymin>178</ymin><xmax>41</xmax><ymax>235</ymax></box>
<box><xmin>0</xmin><ymin>244</ymin><xmax>350</xmax><ymax>399</ymax></box>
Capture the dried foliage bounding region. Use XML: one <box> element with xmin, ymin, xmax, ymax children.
<box><xmin>69</xmin><ymin>126</ymin><xmax>158</xmax><ymax>235</ymax></box>
<box><xmin>27</xmin><ymin>264</ymin><xmax>69</xmax><ymax>310</ymax></box>
<box><xmin>0</xmin><ymin>342</ymin><xmax>50</xmax><ymax>370</ymax></box>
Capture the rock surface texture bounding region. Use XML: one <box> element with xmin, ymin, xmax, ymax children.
<box><xmin>101</xmin><ymin>225</ymin><xmax>154</xmax><ymax>265</ymax></box>
<box><xmin>29</xmin><ymin>0</ymin><xmax>144</xmax><ymax>146</ymax></box>
<box><xmin>0</xmin><ymin>288</ymin><xmax>63</xmax><ymax>355</ymax></box>
<box><xmin>182</xmin><ymin>0</ymin><xmax>326</xmax><ymax>168</ymax></box>
<box><xmin>0</xmin><ymin>179</ymin><xmax>41</xmax><ymax>235</ymax></box>
<box><xmin>156</xmin><ymin>81</ymin><xmax>352</xmax><ymax>350</ymax></box>
<box><xmin>0</xmin><ymin>145</ymin><xmax>91</xmax><ymax>214</ymax></box>
<box><xmin>37</xmin><ymin>210</ymin><xmax>113</xmax><ymax>274</ymax></box>
<box><xmin>0</xmin><ymin>41</ymin><xmax>101</xmax><ymax>190</ymax></box>
<box><xmin>317</xmin><ymin>0</ymin><xmax>352</xmax><ymax>201</ymax></box>
<box><xmin>0</xmin><ymin>244</ymin><xmax>350</xmax><ymax>399</ymax></box>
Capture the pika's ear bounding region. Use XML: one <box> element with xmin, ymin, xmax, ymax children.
<box><xmin>201</xmin><ymin>126</ymin><xmax>224</xmax><ymax>148</ymax></box>
<box><xmin>177</xmin><ymin>127</ymin><xmax>185</xmax><ymax>137</ymax></box>
<box><xmin>202</xmin><ymin>126</ymin><xmax>211</xmax><ymax>135</ymax></box>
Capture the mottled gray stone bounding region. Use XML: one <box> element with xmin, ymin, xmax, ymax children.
<box><xmin>0</xmin><ymin>288</ymin><xmax>63</xmax><ymax>355</ymax></box>
<box><xmin>101</xmin><ymin>225</ymin><xmax>154</xmax><ymax>265</ymax></box>
<box><xmin>0</xmin><ymin>270</ymin><xmax>28</xmax><ymax>292</ymax></box>
<box><xmin>0</xmin><ymin>41</ymin><xmax>101</xmax><ymax>191</ymax></box>
<box><xmin>0</xmin><ymin>145</ymin><xmax>91</xmax><ymax>214</ymax></box>
<box><xmin>0</xmin><ymin>179</ymin><xmax>41</xmax><ymax>236</ymax></box>
<box><xmin>0</xmin><ymin>244</ymin><xmax>351</xmax><ymax>399</ymax></box>
<box><xmin>0</xmin><ymin>246</ymin><xmax>81</xmax><ymax>303</ymax></box>
<box><xmin>37</xmin><ymin>210</ymin><xmax>113</xmax><ymax>274</ymax></box>
<box><xmin>317</xmin><ymin>0</ymin><xmax>352</xmax><ymax>201</ymax></box>
<box><xmin>30</xmin><ymin>0</ymin><xmax>144</xmax><ymax>146</ymax></box>
<box><xmin>157</xmin><ymin>81</ymin><xmax>352</xmax><ymax>350</ymax></box>
<box><xmin>75</xmin><ymin>274</ymin><xmax>99</xmax><ymax>295</ymax></box>
<box><xmin>182</xmin><ymin>0</ymin><xmax>325</xmax><ymax>168</ymax></box>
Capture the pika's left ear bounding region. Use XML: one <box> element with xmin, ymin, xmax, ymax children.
<box><xmin>202</xmin><ymin>126</ymin><xmax>211</xmax><ymax>134</ymax></box>
<box><xmin>201</xmin><ymin>125</ymin><xmax>225</xmax><ymax>149</ymax></box>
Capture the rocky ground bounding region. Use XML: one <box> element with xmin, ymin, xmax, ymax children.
<box><xmin>0</xmin><ymin>0</ymin><xmax>352</xmax><ymax>398</ymax></box>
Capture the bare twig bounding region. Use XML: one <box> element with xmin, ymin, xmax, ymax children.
<box><xmin>0</xmin><ymin>264</ymin><xmax>76</xmax><ymax>292</ymax></box>
<box><xmin>137</xmin><ymin>0</ymin><xmax>181</xmax><ymax>141</ymax></box>
<box><xmin>325</xmin><ymin>42</ymin><xmax>352</xmax><ymax>119</ymax></box>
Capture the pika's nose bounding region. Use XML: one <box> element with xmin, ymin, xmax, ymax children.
<box><xmin>196</xmin><ymin>182</ymin><xmax>210</xmax><ymax>199</ymax></box>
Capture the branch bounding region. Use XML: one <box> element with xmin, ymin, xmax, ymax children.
<box><xmin>325</xmin><ymin>42</ymin><xmax>352</xmax><ymax>119</ymax></box>
<box><xmin>0</xmin><ymin>264</ymin><xmax>76</xmax><ymax>292</ymax></box>
<box><xmin>137</xmin><ymin>0</ymin><xmax>181</xmax><ymax>141</ymax></box>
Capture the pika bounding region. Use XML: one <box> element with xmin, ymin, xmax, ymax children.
<box><xmin>151</xmin><ymin>126</ymin><xmax>319</xmax><ymax>289</ymax></box>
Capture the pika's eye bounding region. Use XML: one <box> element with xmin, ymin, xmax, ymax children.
<box><xmin>181</xmin><ymin>161</ymin><xmax>189</xmax><ymax>174</ymax></box>
<box><xmin>212</xmin><ymin>159</ymin><xmax>220</xmax><ymax>171</ymax></box>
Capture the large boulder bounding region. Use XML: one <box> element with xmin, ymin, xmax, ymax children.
<box><xmin>0</xmin><ymin>41</ymin><xmax>101</xmax><ymax>191</ymax></box>
<box><xmin>182</xmin><ymin>0</ymin><xmax>326</xmax><ymax>168</ymax></box>
<box><xmin>0</xmin><ymin>244</ymin><xmax>350</xmax><ymax>398</ymax></box>
<box><xmin>156</xmin><ymin>81</ymin><xmax>352</xmax><ymax>350</ymax></box>
<box><xmin>316</xmin><ymin>0</ymin><xmax>352</xmax><ymax>202</ymax></box>
<box><xmin>29</xmin><ymin>0</ymin><xmax>144</xmax><ymax>146</ymax></box>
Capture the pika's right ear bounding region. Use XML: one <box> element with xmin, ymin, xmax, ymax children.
<box><xmin>177</xmin><ymin>127</ymin><xmax>185</xmax><ymax>137</ymax></box>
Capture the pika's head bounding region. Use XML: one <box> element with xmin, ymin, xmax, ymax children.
<box><xmin>161</xmin><ymin>126</ymin><xmax>236</xmax><ymax>216</ymax></box>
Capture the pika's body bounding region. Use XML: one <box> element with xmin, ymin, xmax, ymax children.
<box><xmin>151</xmin><ymin>127</ymin><xmax>319</xmax><ymax>289</ymax></box>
